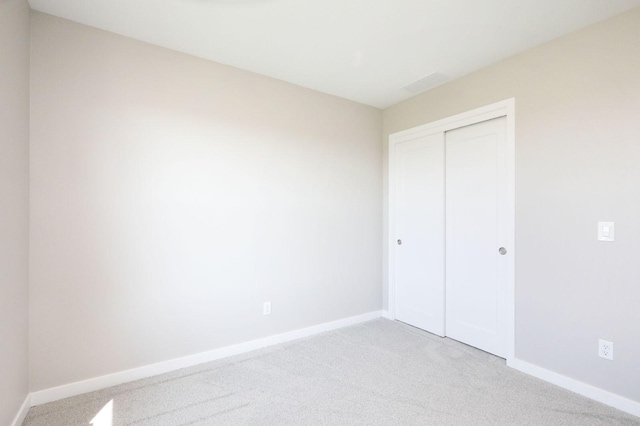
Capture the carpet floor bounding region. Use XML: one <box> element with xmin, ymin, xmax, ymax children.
<box><xmin>24</xmin><ymin>319</ymin><xmax>640</xmax><ymax>425</ymax></box>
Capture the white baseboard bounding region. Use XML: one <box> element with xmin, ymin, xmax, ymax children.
<box><xmin>30</xmin><ymin>310</ymin><xmax>383</xmax><ymax>406</ymax></box>
<box><xmin>11</xmin><ymin>394</ymin><xmax>31</xmax><ymax>426</ymax></box>
<box><xmin>381</xmin><ymin>310</ymin><xmax>392</xmax><ymax>319</ymax></box>
<box><xmin>508</xmin><ymin>358</ymin><xmax>640</xmax><ymax>418</ymax></box>
<box><xmin>25</xmin><ymin>313</ymin><xmax>639</xmax><ymax>421</ymax></box>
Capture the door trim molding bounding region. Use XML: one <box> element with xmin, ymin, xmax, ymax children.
<box><xmin>388</xmin><ymin>98</ymin><xmax>515</xmax><ymax>362</ymax></box>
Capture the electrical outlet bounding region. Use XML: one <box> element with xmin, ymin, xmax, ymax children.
<box><xmin>598</xmin><ymin>339</ymin><xmax>613</xmax><ymax>360</ymax></box>
<box><xmin>263</xmin><ymin>301</ymin><xmax>271</xmax><ymax>316</ymax></box>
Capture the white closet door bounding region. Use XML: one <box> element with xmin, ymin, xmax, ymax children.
<box><xmin>393</xmin><ymin>133</ymin><xmax>445</xmax><ymax>335</ymax></box>
<box><xmin>445</xmin><ymin>117</ymin><xmax>508</xmax><ymax>358</ymax></box>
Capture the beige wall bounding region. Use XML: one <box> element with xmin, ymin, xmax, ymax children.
<box><xmin>0</xmin><ymin>0</ymin><xmax>30</xmax><ymax>423</ymax></box>
<box><xmin>26</xmin><ymin>2</ymin><xmax>640</xmax><ymax>408</ymax></box>
<box><xmin>383</xmin><ymin>8</ymin><xmax>640</xmax><ymax>402</ymax></box>
<box><xmin>29</xmin><ymin>12</ymin><xmax>382</xmax><ymax>391</ymax></box>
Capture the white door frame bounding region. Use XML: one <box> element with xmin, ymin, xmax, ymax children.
<box><xmin>388</xmin><ymin>98</ymin><xmax>515</xmax><ymax>362</ymax></box>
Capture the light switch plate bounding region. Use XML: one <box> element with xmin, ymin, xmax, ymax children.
<box><xmin>598</xmin><ymin>222</ymin><xmax>615</xmax><ymax>242</ymax></box>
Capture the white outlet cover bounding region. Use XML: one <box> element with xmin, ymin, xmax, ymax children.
<box><xmin>598</xmin><ymin>339</ymin><xmax>613</xmax><ymax>360</ymax></box>
<box><xmin>598</xmin><ymin>222</ymin><xmax>615</xmax><ymax>242</ymax></box>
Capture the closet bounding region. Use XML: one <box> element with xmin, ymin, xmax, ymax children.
<box><xmin>388</xmin><ymin>100</ymin><xmax>514</xmax><ymax>358</ymax></box>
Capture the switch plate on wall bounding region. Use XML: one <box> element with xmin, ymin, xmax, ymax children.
<box><xmin>597</xmin><ymin>222</ymin><xmax>615</xmax><ymax>242</ymax></box>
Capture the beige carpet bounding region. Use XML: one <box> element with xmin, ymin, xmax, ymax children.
<box><xmin>24</xmin><ymin>319</ymin><xmax>640</xmax><ymax>425</ymax></box>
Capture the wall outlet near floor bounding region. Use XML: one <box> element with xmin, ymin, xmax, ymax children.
<box><xmin>263</xmin><ymin>301</ymin><xmax>272</xmax><ymax>316</ymax></box>
<box><xmin>598</xmin><ymin>339</ymin><xmax>613</xmax><ymax>360</ymax></box>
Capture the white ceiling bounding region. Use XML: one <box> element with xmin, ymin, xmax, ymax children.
<box><xmin>28</xmin><ymin>0</ymin><xmax>640</xmax><ymax>108</ymax></box>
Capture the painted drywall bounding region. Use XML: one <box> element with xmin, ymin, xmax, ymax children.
<box><xmin>383</xmin><ymin>7</ymin><xmax>640</xmax><ymax>402</ymax></box>
<box><xmin>29</xmin><ymin>12</ymin><xmax>382</xmax><ymax>391</ymax></box>
<box><xmin>0</xmin><ymin>0</ymin><xmax>30</xmax><ymax>423</ymax></box>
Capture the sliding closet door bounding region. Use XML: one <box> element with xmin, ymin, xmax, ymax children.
<box><xmin>393</xmin><ymin>133</ymin><xmax>445</xmax><ymax>336</ymax></box>
<box><xmin>445</xmin><ymin>117</ymin><xmax>508</xmax><ymax>358</ymax></box>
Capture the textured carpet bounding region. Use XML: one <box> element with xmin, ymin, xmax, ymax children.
<box><xmin>24</xmin><ymin>319</ymin><xmax>640</xmax><ymax>425</ymax></box>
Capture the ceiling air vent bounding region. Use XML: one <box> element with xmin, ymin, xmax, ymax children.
<box><xmin>402</xmin><ymin>72</ymin><xmax>448</xmax><ymax>94</ymax></box>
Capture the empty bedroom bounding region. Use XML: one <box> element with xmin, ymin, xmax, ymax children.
<box><xmin>1</xmin><ymin>0</ymin><xmax>639</xmax><ymax>424</ymax></box>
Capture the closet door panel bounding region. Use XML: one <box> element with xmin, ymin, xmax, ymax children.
<box><xmin>393</xmin><ymin>133</ymin><xmax>445</xmax><ymax>335</ymax></box>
